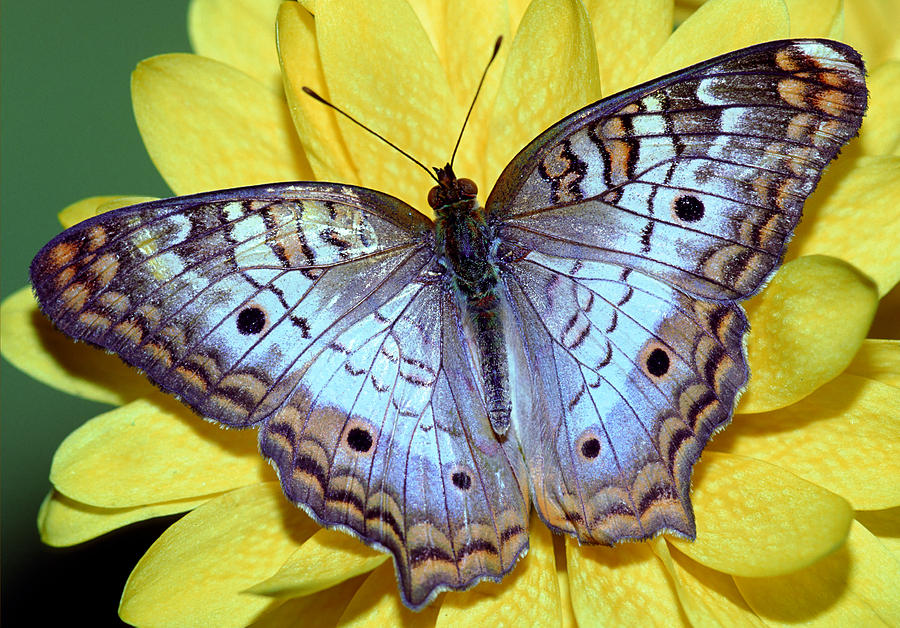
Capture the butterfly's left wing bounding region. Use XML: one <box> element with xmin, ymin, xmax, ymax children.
<box><xmin>489</xmin><ymin>39</ymin><xmax>866</xmax><ymax>543</ymax></box>
<box><xmin>30</xmin><ymin>182</ymin><xmax>530</xmax><ymax>608</ymax></box>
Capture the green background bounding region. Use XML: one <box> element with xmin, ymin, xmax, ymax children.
<box><xmin>2</xmin><ymin>2</ymin><xmax>194</xmax><ymax>623</ymax></box>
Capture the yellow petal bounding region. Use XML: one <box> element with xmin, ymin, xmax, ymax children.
<box><xmin>248</xmin><ymin>528</ymin><xmax>387</xmax><ymax>598</ymax></box>
<box><xmin>855</xmin><ymin>506</ymin><xmax>900</xmax><ymax>562</ymax></box>
<box><xmin>486</xmin><ymin>0</ymin><xmax>601</xmax><ymax>189</ymax></box>
<box><xmin>674</xmin><ymin>0</ymin><xmax>705</xmax><ymax>24</ymax></box>
<box><xmin>57</xmin><ymin>196</ymin><xmax>157</xmax><ymax>229</ymax></box>
<box><xmin>671</xmin><ymin>452</ymin><xmax>853</xmax><ymax>576</ymax></box>
<box><xmin>652</xmin><ymin>538</ymin><xmax>764</xmax><ymax>627</ymax></box>
<box><xmin>249</xmin><ymin>575</ymin><xmax>366</xmax><ymax>627</ymax></box>
<box><xmin>407</xmin><ymin>0</ymin><xmax>446</xmax><ymax>64</ymax></box>
<box><xmin>859</xmin><ymin>61</ymin><xmax>900</xmax><ymax>156</ymax></box>
<box><xmin>0</xmin><ymin>287</ymin><xmax>154</xmax><ymax>405</ymax></box>
<box><xmin>50</xmin><ymin>398</ymin><xmax>266</xmax><ymax>508</ymax></box>
<box><xmin>827</xmin><ymin>8</ymin><xmax>845</xmax><ymax>39</ymax></box>
<box><xmin>738</xmin><ymin>255</ymin><xmax>878</xmax><ymax>413</ymax></box>
<box><xmin>120</xmin><ymin>483</ymin><xmax>318</xmax><ymax>627</ymax></box>
<box><xmin>785</xmin><ymin>0</ymin><xmax>843</xmax><ymax>37</ymax></box>
<box><xmin>788</xmin><ymin>155</ymin><xmax>900</xmax><ymax>298</ymax></box>
<box><xmin>188</xmin><ymin>0</ymin><xmax>284</xmax><ymax>94</ymax></box>
<box><xmin>441</xmin><ymin>1</ymin><xmax>511</xmax><ymax>188</ymax></box>
<box><xmin>845</xmin><ymin>339</ymin><xmax>900</xmax><ymax>387</ymax></box>
<box><xmin>437</xmin><ymin>517</ymin><xmax>560</xmax><ymax>626</ymax></box>
<box><xmin>335</xmin><ymin>561</ymin><xmax>441</xmax><ymax>627</ymax></box>
<box><xmin>507</xmin><ymin>0</ymin><xmax>531</xmax><ymax>32</ymax></box>
<box><xmin>439</xmin><ymin>0</ymin><xmax>511</xmax><ymax>106</ymax></box>
<box><xmin>276</xmin><ymin>1</ymin><xmax>359</xmax><ymax>183</ymax></box>
<box><xmin>735</xmin><ymin>521</ymin><xmax>900</xmax><ymax>625</ymax></box>
<box><xmin>845</xmin><ymin>0</ymin><xmax>900</xmax><ymax>69</ymax></box>
<box><xmin>667</xmin><ymin>542</ymin><xmax>768</xmax><ymax>626</ymax></box>
<box><xmin>316</xmin><ymin>0</ymin><xmax>454</xmax><ymax>211</ymax></box>
<box><xmin>636</xmin><ymin>0</ymin><xmax>789</xmax><ymax>83</ymax></box>
<box><xmin>38</xmin><ymin>490</ymin><xmax>208</xmax><ymax>547</ymax></box>
<box><xmin>567</xmin><ymin>539</ymin><xmax>686</xmax><ymax>625</ymax></box>
<box><xmin>132</xmin><ymin>53</ymin><xmax>312</xmax><ymax>196</ymax></box>
<box><xmin>585</xmin><ymin>0</ymin><xmax>673</xmax><ymax>95</ymax></box>
<box><xmin>717</xmin><ymin>375</ymin><xmax>900</xmax><ymax>510</ymax></box>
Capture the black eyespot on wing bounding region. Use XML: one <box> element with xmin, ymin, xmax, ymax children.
<box><xmin>674</xmin><ymin>195</ymin><xmax>704</xmax><ymax>222</ymax></box>
<box><xmin>347</xmin><ymin>427</ymin><xmax>373</xmax><ymax>452</ymax></box>
<box><xmin>580</xmin><ymin>438</ymin><xmax>601</xmax><ymax>459</ymax></box>
<box><xmin>646</xmin><ymin>348</ymin><xmax>670</xmax><ymax>377</ymax></box>
<box><xmin>451</xmin><ymin>471</ymin><xmax>472</xmax><ymax>490</ymax></box>
<box><xmin>237</xmin><ymin>306</ymin><xmax>266</xmax><ymax>335</ymax></box>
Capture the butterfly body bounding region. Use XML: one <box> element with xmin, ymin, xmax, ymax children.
<box><xmin>431</xmin><ymin>165</ymin><xmax>513</xmax><ymax>433</ymax></box>
<box><xmin>31</xmin><ymin>40</ymin><xmax>866</xmax><ymax>609</ymax></box>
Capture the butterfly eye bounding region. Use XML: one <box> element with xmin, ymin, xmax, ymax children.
<box><xmin>427</xmin><ymin>186</ymin><xmax>441</xmax><ymax>209</ymax></box>
<box><xmin>236</xmin><ymin>306</ymin><xmax>267</xmax><ymax>335</ymax></box>
<box><xmin>672</xmin><ymin>195</ymin><xmax>705</xmax><ymax>222</ymax></box>
<box><xmin>458</xmin><ymin>178</ymin><xmax>478</xmax><ymax>198</ymax></box>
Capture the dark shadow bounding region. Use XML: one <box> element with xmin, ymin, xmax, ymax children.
<box><xmin>2</xmin><ymin>514</ymin><xmax>181</xmax><ymax>626</ymax></box>
<box><xmin>31</xmin><ymin>307</ymin><xmax>158</xmax><ymax>402</ymax></box>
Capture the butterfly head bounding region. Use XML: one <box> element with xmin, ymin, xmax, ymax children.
<box><xmin>428</xmin><ymin>164</ymin><xmax>478</xmax><ymax>211</ymax></box>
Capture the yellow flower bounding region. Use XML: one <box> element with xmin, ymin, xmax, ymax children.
<box><xmin>2</xmin><ymin>0</ymin><xmax>899</xmax><ymax>625</ymax></box>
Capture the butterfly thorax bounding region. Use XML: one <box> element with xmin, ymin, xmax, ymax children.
<box><xmin>430</xmin><ymin>166</ymin><xmax>494</xmax><ymax>291</ymax></box>
<box><xmin>430</xmin><ymin>165</ymin><xmax>512</xmax><ymax>435</ymax></box>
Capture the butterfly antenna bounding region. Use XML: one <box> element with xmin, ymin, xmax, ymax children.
<box><xmin>449</xmin><ymin>36</ymin><xmax>503</xmax><ymax>169</ymax></box>
<box><xmin>301</xmin><ymin>86</ymin><xmax>439</xmax><ymax>184</ymax></box>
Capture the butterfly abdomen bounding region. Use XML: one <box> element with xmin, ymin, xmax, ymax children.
<box><xmin>466</xmin><ymin>287</ymin><xmax>512</xmax><ymax>434</ymax></box>
<box><xmin>434</xmin><ymin>195</ymin><xmax>512</xmax><ymax>434</ymax></box>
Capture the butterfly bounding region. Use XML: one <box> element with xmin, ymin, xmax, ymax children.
<box><xmin>31</xmin><ymin>39</ymin><xmax>866</xmax><ymax>609</ymax></box>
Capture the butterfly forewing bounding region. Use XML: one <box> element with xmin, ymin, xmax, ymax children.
<box><xmin>489</xmin><ymin>39</ymin><xmax>867</xmax><ymax>300</ymax></box>
<box><xmin>30</xmin><ymin>183</ymin><xmax>432</xmax><ymax>426</ymax></box>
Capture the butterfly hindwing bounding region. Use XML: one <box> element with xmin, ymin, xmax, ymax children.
<box><xmin>489</xmin><ymin>39</ymin><xmax>867</xmax><ymax>300</ymax></box>
<box><xmin>30</xmin><ymin>183</ymin><xmax>432</xmax><ymax>426</ymax></box>
<box><xmin>259</xmin><ymin>280</ymin><xmax>530</xmax><ymax>609</ymax></box>
<box><xmin>505</xmin><ymin>252</ymin><xmax>746</xmax><ymax>542</ymax></box>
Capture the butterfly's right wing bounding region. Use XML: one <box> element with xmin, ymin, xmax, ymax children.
<box><xmin>487</xmin><ymin>39</ymin><xmax>867</xmax><ymax>301</ymax></box>
<box><xmin>488</xmin><ymin>39</ymin><xmax>866</xmax><ymax>545</ymax></box>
